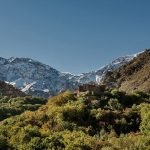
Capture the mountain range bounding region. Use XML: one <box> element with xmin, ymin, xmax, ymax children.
<box><xmin>0</xmin><ymin>51</ymin><xmax>143</xmax><ymax>97</ymax></box>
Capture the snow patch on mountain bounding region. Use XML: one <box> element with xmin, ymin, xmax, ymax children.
<box><xmin>22</xmin><ymin>81</ymin><xmax>37</xmax><ymax>92</ymax></box>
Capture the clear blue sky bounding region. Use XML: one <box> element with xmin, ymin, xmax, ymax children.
<box><xmin>0</xmin><ymin>0</ymin><xmax>150</xmax><ymax>74</ymax></box>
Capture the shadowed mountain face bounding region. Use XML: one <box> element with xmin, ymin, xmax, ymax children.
<box><xmin>0</xmin><ymin>80</ymin><xmax>26</xmax><ymax>97</ymax></box>
<box><xmin>101</xmin><ymin>49</ymin><xmax>150</xmax><ymax>93</ymax></box>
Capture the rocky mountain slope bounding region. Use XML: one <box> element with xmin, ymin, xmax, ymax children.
<box><xmin>0</xmin><ymin>52</ymin><xmax>138</xmax><ymax>97</ymax></box>
<box><xmin>101</xmin><ymin>49</ymin><xmax>150</xmax><ymax>93</ymax></box>
<box><xmin>0</xmin><ymin>80</ymin><xmax>25</xmax><ymax>97</ymax></box>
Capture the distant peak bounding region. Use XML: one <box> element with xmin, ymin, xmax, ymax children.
<box><xmin>8</xmin><ymin>57</ymin><xmax>43</xmax><ymax>65</ymax></box>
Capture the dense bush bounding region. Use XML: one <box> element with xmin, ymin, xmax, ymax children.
<box><xmin>0</xmin><ymin>90</ymin><xmax>149</xmax><ymax>149</ymax></box>
<box><xmin>0</xmin><ymin>96</ymin><xmax>47</xmax><ymax>121</ymax></box>
<box><xmin>139</xmin><ymin>103</ymin><xmax>150</xmax><ymax>135</ymax></box>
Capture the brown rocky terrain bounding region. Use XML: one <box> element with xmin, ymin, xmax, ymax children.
<box><xmin>0</xmin><ymin>80</ymin><xmax>26</xmax><ymax>97</ymax></box>
<box><xmin>101</xmin><ymin>49</ymin><xmax>150</xmax><ymax>93</ymax></box>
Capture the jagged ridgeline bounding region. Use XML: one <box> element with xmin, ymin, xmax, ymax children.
<box><xmin>0</xmin><ymin>89</ymin><xmax>149</xmax><ymax>149</ymax></box>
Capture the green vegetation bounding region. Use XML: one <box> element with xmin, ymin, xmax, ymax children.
<box><xmin>0</xmin><ymin>96</ymin><xmax>47</xmax><ymax>121</ymax></box>
<box><xmin>0</xmin><ymin>90</ymin><xmax>149</xmax><ymax>149</ymax></box>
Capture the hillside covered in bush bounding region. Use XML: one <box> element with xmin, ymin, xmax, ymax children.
<box><xmin>0</xmin><ymin>89</ymin><xmax>149</xmax><ymax>150</ymax></box>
